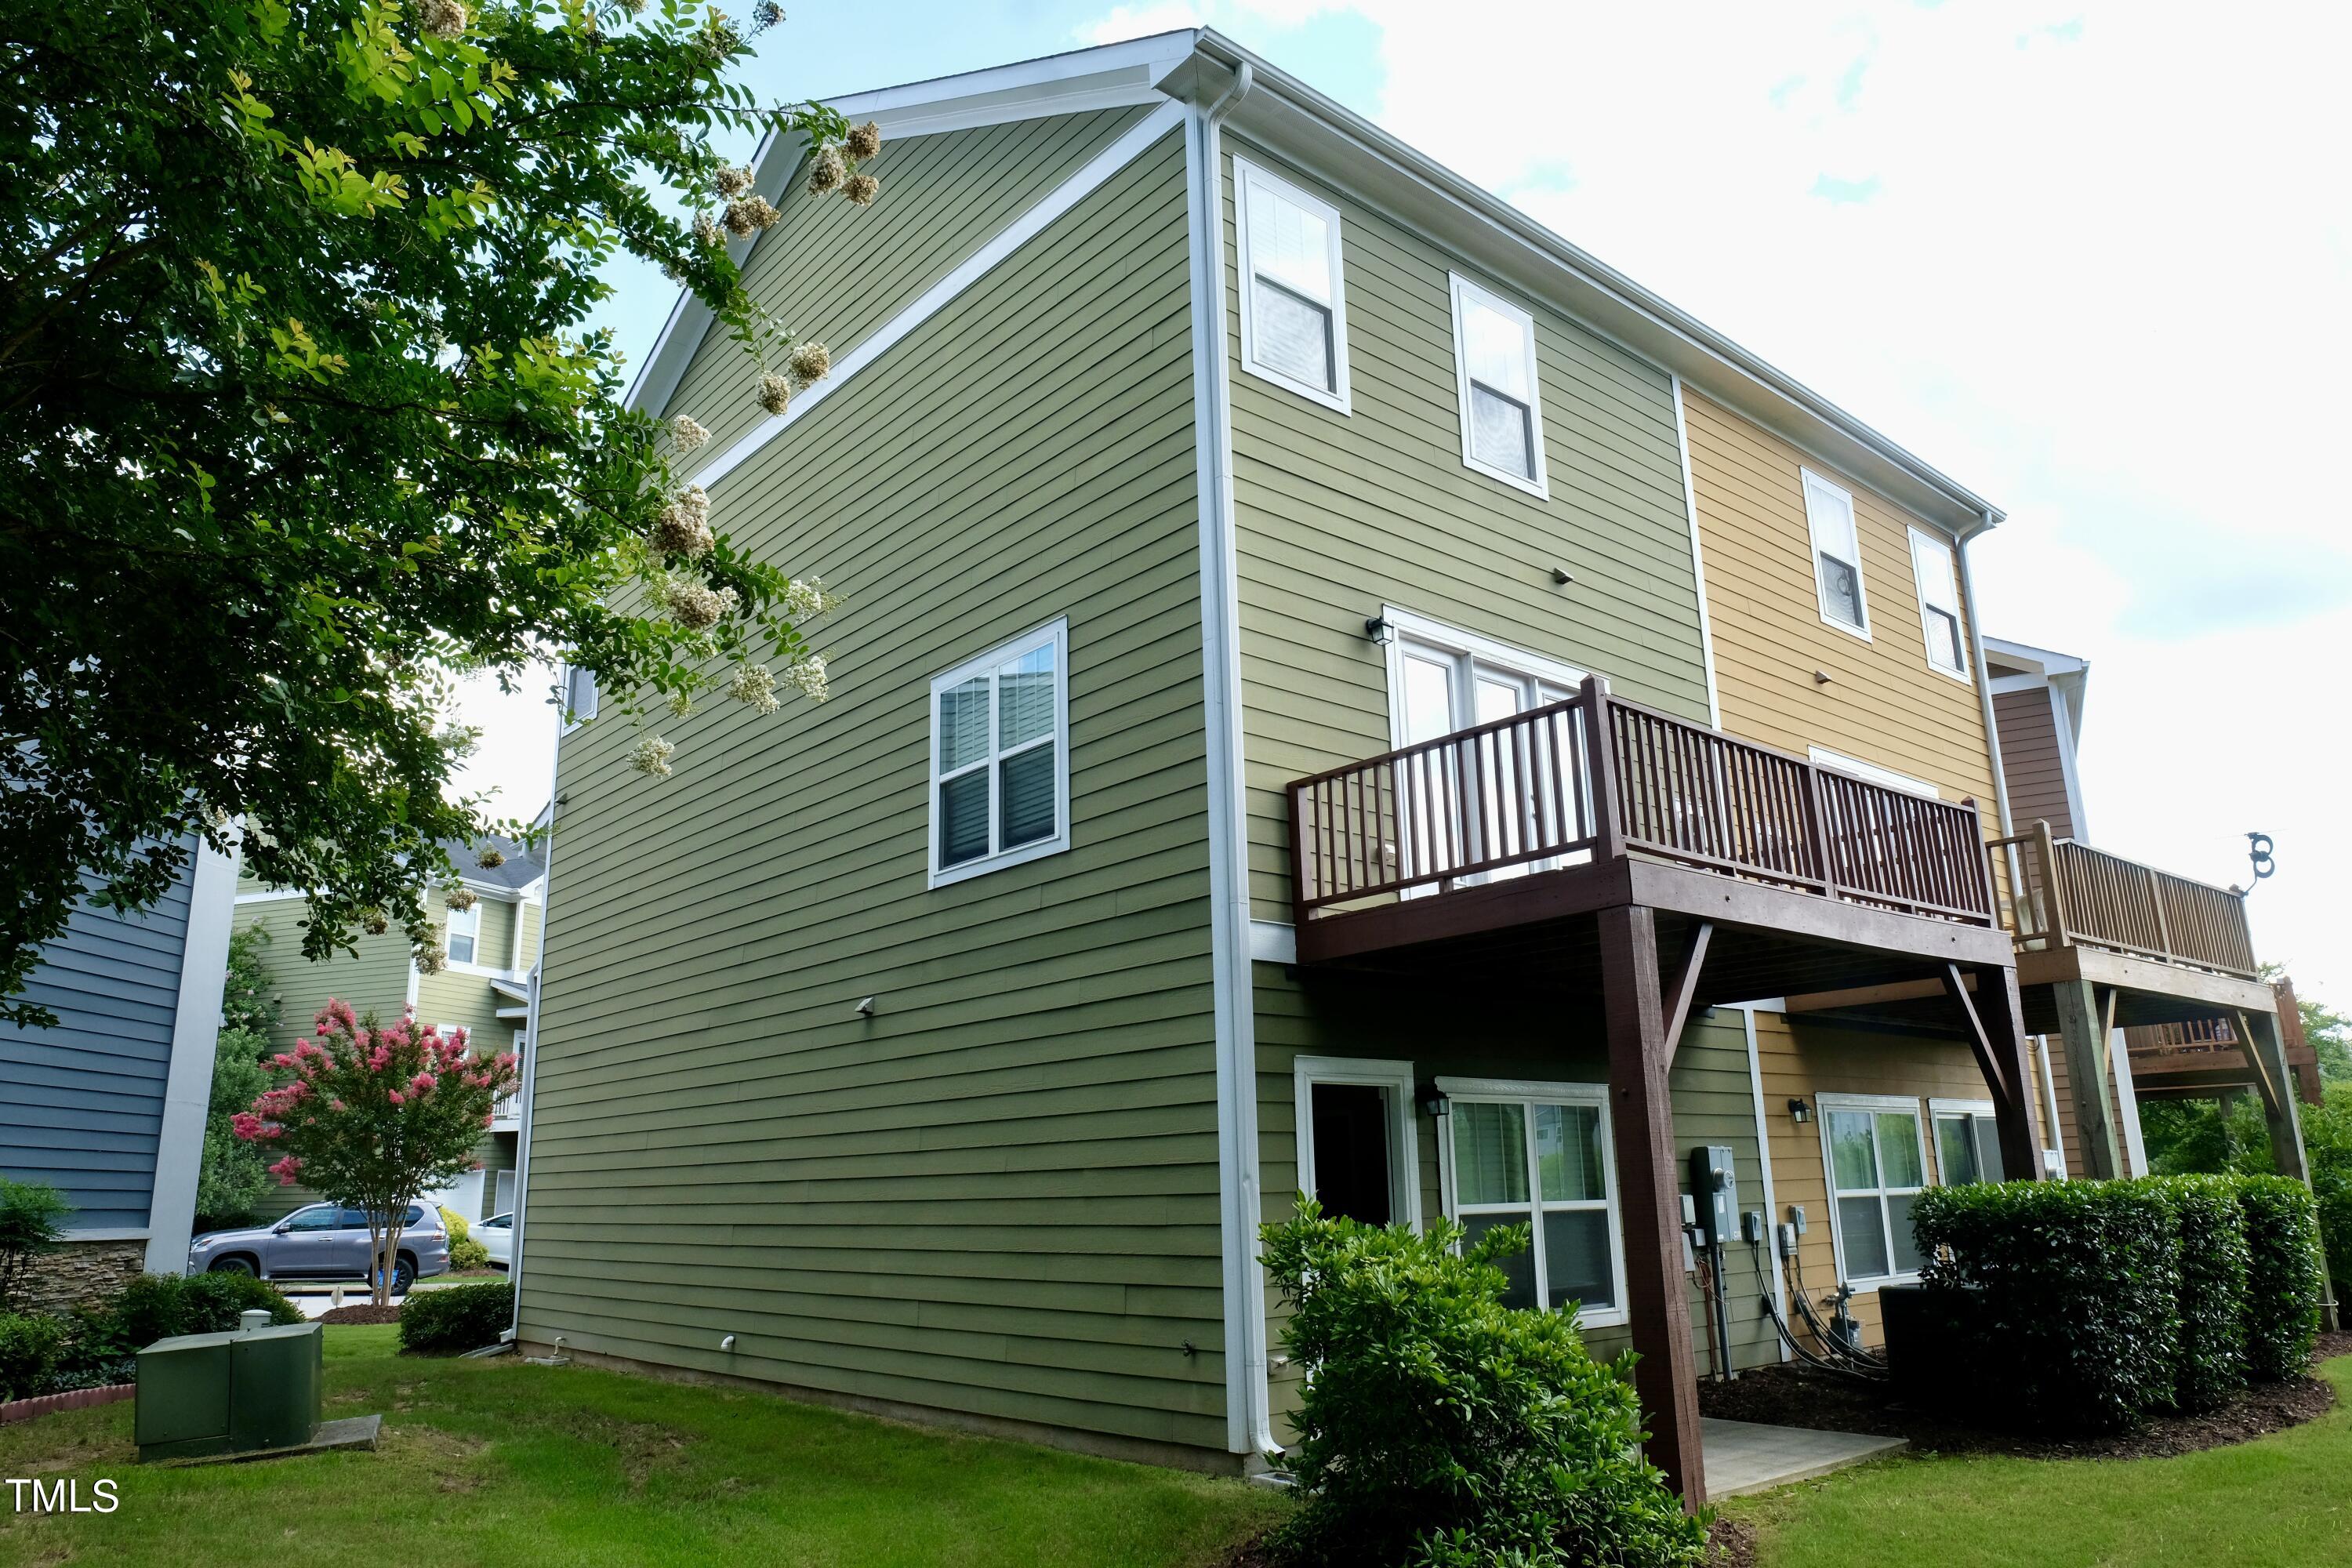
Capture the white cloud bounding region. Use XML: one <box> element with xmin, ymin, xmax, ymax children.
<box><xmin>1077</xmin><ymin>2</ymin><xmax>1204</xmax><ymax>45</ymax></box>
<box><xmin>1077</xmin><ymin>0</ymin><xmax>2352</xmax><ymax>997</ymax></box>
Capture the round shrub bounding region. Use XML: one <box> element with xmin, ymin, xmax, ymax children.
<box><xmin>2238</xmin><ymin>1177</ymin><xmax>2324</xmax><ymax>1381</ymax></box>
<box><xmin>0</xmin><ymin>1312</ymin><xmax>67</xmax><ymax>1402</ymax></box>
<box><xmin>1258</xmin><ymin>1201</ymin><xmax>1704</xmax><ymax>1568</ymax></box>
<box><xmin>399</xmin><ymin>1279</ymin><xmax>514</xmax><ymax>1355</ymax></box>
<box><xmin>113</xmin><ymin>1271</ymin><xmax>301</xmax><ymax>1348</ymax></box>
<box><xmin>2143</xmin><ymin>1175</ymin><xmax>2249</xmax><ymax>1412</ymax></box>
<box><xmin>442</xmin><ymin>1206</ymin><xmax>491</xmax><ymax>1272</ymax></box>
<box><xmin>1912</xmin><ymin>1178</ymin><xmax>2180</xmax><ymax>1432</ymax></box>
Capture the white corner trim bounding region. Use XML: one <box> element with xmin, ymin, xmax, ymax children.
<box><xmin>1186</xmin><ymin>71</ymin><xmax>1275</xmax><ymax>1460</ymax></box>
<box><xmin>1671</xmin><ymin>377</ymin><xmax>1722</xmax><ymax>728</ymax></box>
<box><xmin>148</xmin><ymin>837</ymin><xmax>240</xmax><ymax>1274</ymax></box>
<box><xmin>2050</xmin><ymin>682</ymin><xmax>2092</xmax><ymax>841</ymax></box>
<box><xmin>2111</xmin><ymin>1032</ymin><xmax>2148</xmax><ymax>1177</ymax></box>
<box><xmin>691</xmin><ymin>99</ymin><xmax>1188</xmax><ymax>492</ymax></box>
<box><xmin>1248</xmin><ymin>920</ymin><xmax>1296</xmax><ymax>965</ymax></box>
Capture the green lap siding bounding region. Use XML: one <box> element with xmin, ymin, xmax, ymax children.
<box><xmin>522</xmin><ymin>129</ymin><xmax>1228</xmax><ymax>1456</ymax></box>
<box><xmin>230</xmin><ymin>898</ymin><xmax>412</xmax><ymax>1053</ymax></box>
<box><xmin>1217</xmin><ymin>137</ymin><xmax>1711</xmax><ymax>922</ymax></box>
<box><xmin>667</xmin><ymin>107</ymin><xmax>1154</xmax><ymax>471</ymax></box>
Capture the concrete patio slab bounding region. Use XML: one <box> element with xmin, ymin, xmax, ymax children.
<box><xmin>1703</xmin><ymin>1416</ymin><xmax>1907</xmax><ymax>1497</ymax></box>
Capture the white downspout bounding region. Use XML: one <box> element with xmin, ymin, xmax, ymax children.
<box><xmin>504</xmin><ymin>705</ymin><xmax>564</xmax><ymax>1346</ymax></box>
<box><xmin>1184</xmin><ymin>53</ymin><xmax>1277</xmax><ymax>1461</ymax></box>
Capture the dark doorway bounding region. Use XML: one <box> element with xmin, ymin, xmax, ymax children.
<box><xmin>1309</xmin><ymin>1082</ymin><xmax>1395</xmax><ymax>1225</ymax></box>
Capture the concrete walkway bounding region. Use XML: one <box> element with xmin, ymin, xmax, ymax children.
<box><xmin>1702</xmin><ymin>1416</ymin><xmax>1907</xmax><ymax>1497</ymax></box>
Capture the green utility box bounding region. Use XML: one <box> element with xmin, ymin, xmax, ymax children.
<box><xmin>136</xmin><ymin>1319</ymin><xmax>324</xmax><ymax>1461</ymax></box>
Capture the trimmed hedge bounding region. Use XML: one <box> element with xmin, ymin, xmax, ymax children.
<box><xmin>1912</xmin><ymin>1178</ymin><xmax>2179</xmax><ymax>1432</ymax></box>
<box><xmin>399</xmin><ymin>1280</ymin><xmax>514</xmax><ymax>1354</ymax></box>
<box><xmin>1911</xmin><ymin>1172</ymin><xmax>2326</xmax><ymax>1434</ymax></box>
<box><xmin>2240</xmin><ymin>1177</ymin><xmax>2325</xmax><ymax>1381</ymax></box>
<box><xmin>0</xmin><ymin>1312</ymin><xmax>67</xmax><ymax>1402</ymax></box>
<box><xmin>2146</xmin><ymin>1175</ymin><xmax>2249</xmax><ymax>1412</ymax></box>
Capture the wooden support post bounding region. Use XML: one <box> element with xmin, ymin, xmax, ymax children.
<box><xmin>2053</xmin><ymin>978</ymin><xmax>2123</xmax><ymax>1180</ymax></box>
<box><xmin>1599</xmin><ymin>904</ymin><xmax>1705</xmax><ymax>1508</ymax></box>
<box><xmin>1953</xmin><ymin>964</ymin><xmax>2044</xmax><ymax>1181</ymax></box>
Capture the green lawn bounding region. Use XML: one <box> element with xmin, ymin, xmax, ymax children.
<box><xmin>0</xmin><ymin>1326</ymin><xmax>1283</xmax><ymax>1568</ymax></box>
<box><xmin>1726</xmin><ymin>1354</ymin><xmax>2352</xmax><ymax>1567</ymax></box>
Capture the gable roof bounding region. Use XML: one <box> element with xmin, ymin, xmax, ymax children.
<box><xmin>628</xmin><ymin>28</ymin><xmax>2002</xmax><ymax>537</ymax></box>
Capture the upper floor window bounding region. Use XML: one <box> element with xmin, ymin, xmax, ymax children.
<box><xmin>1235</xmin><ymin>158</ymin><xmax>1349</xmax><ymax>412</ymax></box>
<box><xmin>1907</xmin><ymin>527</ymin><xmax>1970</xmax><ymax>681</ymax></box>
<box><xmin>929</xmin><ymin>619</ymin><xmax>1070</xmax><ymax>887</ymax></box>
<box><xmin>1448</xmin><ymin>275</ymin><xmax>1548</xmax><ymax>496</ymax></box>
<box><xmin>444</xmin><ymin>900</ymin><xmax>479</xmax><ymax>965</ymax></box>
<box><xmin>559</xmin><ymin>663</ymin><xmax>598</xmax><ymax>734</ymax></box>
<box><xmin>1802</xmin><ymin>470</ymin><xmax>1870</xmax><ymax>637</ymax></box>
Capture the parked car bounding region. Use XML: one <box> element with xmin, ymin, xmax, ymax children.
<box><xmin>477</xmin><ymin>1211</ymin><xmax>513</xmax><ymax>1269</ymax></box>
<box><xmin>187</xmin><ymin>1203</ymin><xmax>451</xmax><ymax>1292</ymax></box>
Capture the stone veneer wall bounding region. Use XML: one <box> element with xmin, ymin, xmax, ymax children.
<box><xmin>16</xmin><ymin>1240</ymin><xmax>147</xmax><ymax>1314</ymax></box>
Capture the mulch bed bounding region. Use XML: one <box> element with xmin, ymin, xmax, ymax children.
<box><xmin>319</xmin><ymin>1304</ymin><xmax>404</xmax><ymax>1325</ymax></box>
<box><xmin>1708</xmin><ymin>1515</ymin><xmax>1759</xmax><ymax>1566</ymax></box>
<box><xmin>1697</xmin><ymin>1330</ymin><xmax>2350</xmax><ymax>1461</ymax></box>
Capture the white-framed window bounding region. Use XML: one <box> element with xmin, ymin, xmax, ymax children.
<box><xmin>1806</xmin><ymin>746</ymin><xmax>1940</xmax><ymax>799</ymax></box>
<box><xmin>928</xmin><ymin>619</ymin><xmax>1071</xmax><ymax>887</ymax></box>
<box><xmin>1234</xmin><ymin>157</ymin><xmax>1349</xmax><ymax>412</ymax></box>
<box><xmin>1907</xmin><ymin>527</ymin><xmax>1970</xmax><ymax>681</ymax></box>
<box><xmin>559</xmin><ymin>663</ymin><xmax>598</xmax><ymax>734</ymax></box>
<box><xmin>493</xmin><ymin>1170</ymin><xmax>516</xmax><ymax>1214</ymax></box>
<box><xmin>444</xmin><ymin>900</ymin><xmax>479</xmax><ymax>965</ymax></box>
<box><xmin>1818</xmin><ymin>1093</ymin><xmax>1929</xmax><ymax>1287</ymax></box>
<box><xmin>1802</xmin><ymin>470</ymin><xmax>1870</xmax><ymax>638</ymax></box>
<box><xmin>1436</xmin><ymin>1076</ymin><xmax>1627</xmax><ymax>1326</ymax></box>
<box><xmin>1294</xmin><ymin>1056</ymin><xmax>1421</xmax><ymax>1231</ymax></box>
<box><xmin>1448</xmin><ymin>274</ymin><xmax>1548</xmax><ymax>497</ymax></box>
<box><xmin>1928</xmin><ymin>1097</ymin><xmax>2008</xmax><ymax>1185</ymax></box>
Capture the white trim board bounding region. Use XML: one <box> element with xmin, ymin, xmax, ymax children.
<box><xmin>149</xmin><ymin>837</ymin><xmax>239</xmax><ymax>1274</ymax></box>
<box><xmin>688</xmin><ymin>100</ymin><xmax>1188</xmax><ymax>492</ymax></box>
<box><xmin>1671</xmin><ymin>378</ymin><xmax>1722</xmax><ymax>728</ymax></box>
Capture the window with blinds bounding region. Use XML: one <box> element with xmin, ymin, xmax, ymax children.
<box><xmin>1236</xmin><ymin>158</ymin><xmax>1349</xmax><ymax>411</ymax></box>
<box><xmin>1439</xmin><ymin>1080</ymin><xmax>1626</xmax><ymax>1326</ymax></box>
<box><xmin>1908</xmin><ymin>526</ymin><xmax>1970</xmax><ymax>679</ymax></box>
<box><xmin>1819</xmin><ymin>1095</ymin><xmax>1929</xmax><ymax>1284</ymax></box>
<box><xmin>929</xmin><ymin>619</ymin><xmax>1070</xmax><ymax>887</ymax></box>
<box><xmin>1802</xmin><ymin>470</ymin><xmax>1871</xmax><ymax>636</ymax></box>
<box><xmin>1449</xmin><ymin>274</ymin><xmax>1548</xmax><ymax>495</ymax></box>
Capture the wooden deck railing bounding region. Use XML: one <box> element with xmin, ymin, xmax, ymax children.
<box><xmin>1287</xmin><ymin>676</ymin><xmax>1997</xmax><ymax>926</ymax></box>
<box><xmin>1989</xmin><ymin>822</ymin><xmax>2257</xmax><ymax>978</ymax></box>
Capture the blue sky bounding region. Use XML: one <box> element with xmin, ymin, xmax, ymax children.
<box><xmin>458</xmin><ymin>0</ymin><xmax>2352</xmax><ymax>1002</ymax></box>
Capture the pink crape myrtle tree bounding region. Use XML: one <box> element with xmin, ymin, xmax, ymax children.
<box><xmin>234</xmin><ymin>999</ymin><xmax>519</xmax><ymax>1306</ymax></box>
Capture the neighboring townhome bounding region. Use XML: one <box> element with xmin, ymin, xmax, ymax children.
<box><xmin>1</xmin><ymin>837</ymin><xmax>237</xmax><ymax>1308</ymax></box>
<box><xmin>1982</xmin><ymin>637</ymin><xmax>2309</xmax><ymax>1185</ymax></box>
<box><xmin>514</xmin><ymin>31</ymin><xmax>2256</xmax><ymax>1506</ymax></box>
<box><xmin>232</xmin><ymin>829</ymin><xmax>543</xmax><ymax>1224</ymax></box>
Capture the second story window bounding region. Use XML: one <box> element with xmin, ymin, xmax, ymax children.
<box><xmin>1907</xmin><ymin>527</ymin><xmax>1970</xmax><ymax>680</ymax></box>
<box><xmin>1449</xmin><ymin>275</ymin><xmax>1548</xmax><ymax>495</ymax></box>
<box><xmin>1802</xmin><ymin>470</ymin><xmax>1870</xmax><ymax>637</ymax></box>
<box><xmin>560</xmin><ymin>663</ymin><xmax>598</xmax><ymax>733</ymax></box>
<box><xmin>930</xmin><ymin>619</ymin><xmax>1071</xmax><ymax>887</ymax></box>
<box><xmin>1235</xmin><ymin>158</ymin><xmax>1349</xmax><ymax>412</ymax></box>
<box><xmin>444</xmin><ymin>900</ymin><xmax>479</xmax><ymax>965</ymax></box>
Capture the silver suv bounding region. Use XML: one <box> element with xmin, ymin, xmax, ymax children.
<box><xmin>188</xmin><ymin>1203</ymin><xmax>451</xmax><ymax>1293</ymax></box>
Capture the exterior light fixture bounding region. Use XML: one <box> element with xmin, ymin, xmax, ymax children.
<box><xmin>1788</xmin><ymin>1098</ymin><xmax>1813</xmax><ymax>1125</ymax></box>
<box><xmin>1418</xmin><ymin>1090</ymin><xmax>1451</xmax><ymax>1120</ymax></box>
<box><xmin>1364</xmin><ymin>615</ymin><xmax>1393</xmax><ymax>647</ymax></box>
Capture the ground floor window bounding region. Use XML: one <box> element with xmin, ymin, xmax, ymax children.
<box><xmin>1818</xmin><ymin>1093</ymin><xmax>1929</xmax><ymax>1286</ymax></box>
<box><xmin>1293</xmin><ymin>1057</ymin><xmax>1421</xmax><ymax>1231</ymax></box>
<box><xmin>1929</xmin><ymin>1097</ymin><xmax>2008</xmax><ymax>1185</ymax></box>
<box><xmin>1435</xmin><ymin>1076</ymin><xmax>1626</xmax><ymax>1327</ymax></box>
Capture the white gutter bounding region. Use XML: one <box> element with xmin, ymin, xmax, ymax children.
<box><xmin>1184</xmin><ymin>56</ymin><xmax>1279</xmax><ymax>1461</ymax></box>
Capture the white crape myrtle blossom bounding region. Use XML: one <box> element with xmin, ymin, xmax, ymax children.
<box><xmin>786</xmin><ymin>340</ymin><xmax>830</xmax><ymax>385</ymax></box>
<box><xmin>781</xmin><ymin>576</ymin><xmax>834</xmax><ymax>621</ymax></box>
<box><xmin>788</xmin><ymin>653</ymin><xmax>827</xmax><ymax>702</ymax></box>
<box><xmin>629</xmin><ymin>736</ymin><xmax>675</xmax><ymax>779</ymax></box>
<box><xmin>670</xmin><ymin>415</ymin><xmax>710</xmax><ymax>452</ymax></box>
<box><xmin>728</xmin><ymin>662</ymin><xmax>781</xmax><ymax>714</ymax></box>
<box><xmin>444</xmin><ymin>886</ymin><xmax>476</xmax><ymax>911</ymax></box>
<box><xmin>758</xmin><ymin>374</ymin><xmax>790</xmax><ymax>416</ymax></box>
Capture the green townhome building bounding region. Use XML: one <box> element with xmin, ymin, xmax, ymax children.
<box><xmin>517</xmin><ymin>31</ymin><xmax>2068</xmax><ymax>1504</ymax></box>
<box><xmin>233</xmin><ymin>832</ymin><xmax>543</xmax><ymax>1225</ymax></box>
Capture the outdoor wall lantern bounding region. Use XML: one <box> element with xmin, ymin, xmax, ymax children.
<box><xmin>1364</xmin><ymin>615</ymin><xmax>1393</xmax><ymax>647</ymax></box>
<box><xmin>1788</xmin><ymin>1098</ymin><xmax>1813</xmax><ymax>1125</ymax></box>
<box><xmin>1418</xmin><ymin>1089</ymin><xmax>1450</xmax><ymax>1120</ymax></box>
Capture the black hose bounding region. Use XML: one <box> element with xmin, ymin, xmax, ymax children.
<box><xmin>1771</xmin><ymin>1245</ymin><xmax>1888</xmax><ymax>1380</ymax></box>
